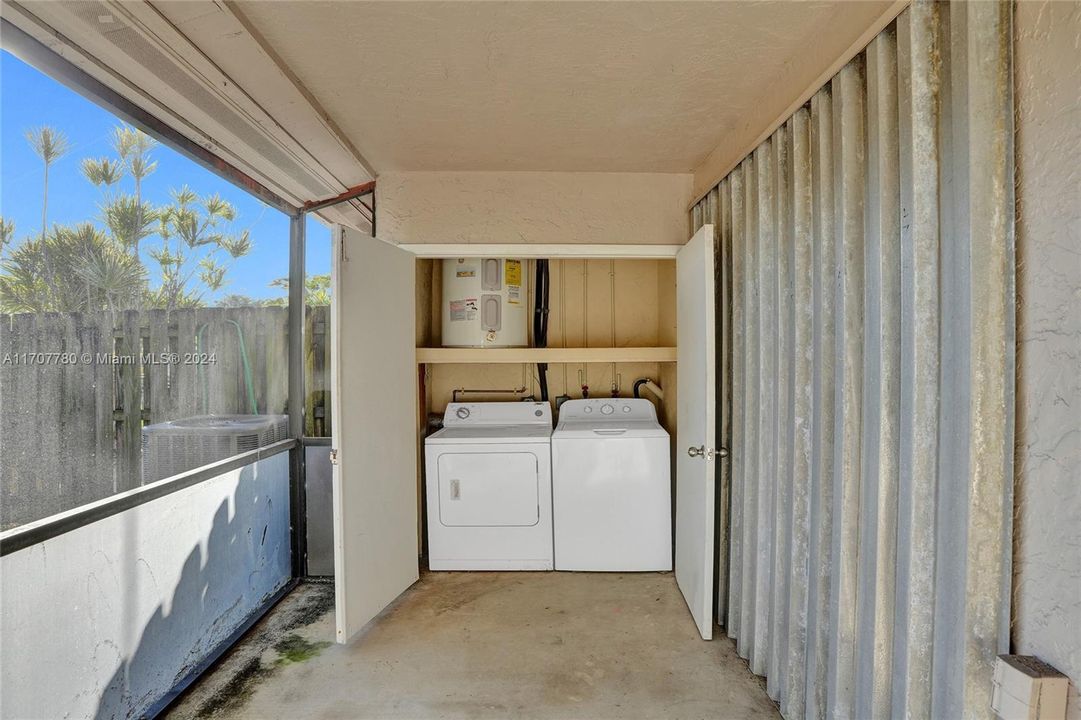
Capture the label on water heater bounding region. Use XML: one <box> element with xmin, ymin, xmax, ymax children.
<box><xmin>505</xmin><ymin>259</ymin><xmax>522</xmax><ymax>304</ymax></box>
<box><xmin>455</xmin><ymin>259</ymin><xmax>478</xmax><ymax>278</ymax></box>
<box><xmin>449</xmin><ymin>298</ymin><xmax>478</xmax><ymax>322</ymax></box>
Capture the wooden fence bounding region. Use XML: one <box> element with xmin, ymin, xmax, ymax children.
<box><xmin>0</xmin><ymin>305</ymin><xmax>330</xmax><ymax>529</ymax></box>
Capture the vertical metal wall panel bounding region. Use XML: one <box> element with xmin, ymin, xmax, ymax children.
<box><xmin>932</xmin><ymin>2</ymin><xmax>1015</xmax><ymax>717</ymax></box>
<box><xmin>716</xmin><ymin>181</ymin><xmax>732</xmax><ymax>629</ymax></box>
<box><xmin>699</xmin><ymin>3</ymin><xmax>1013</xmax><ymax>718</ymax></box>
<box><xmin>805</xmin><ymin>87</ymin><xmax>836</xmax><ymax>720</ymax></box>
<box><xmin>893</xmin><ymin>5</ymin><xmax>942</xmax><ymax>717</ymax></box>
<box><xmin>854</xmin><ymin>27</ymin><xmax>902</xmax><ymax>720</ymax></box>
<box><xmin>826</xmin><ymin>58</ymin><xmax>866</xmax><ymax>720</ymax></box>
<box><xmin>960</xmin><ymin>1</ymin><xmax>1014</xmax><ymax>711</ymax></box>
<box><xmin>727</xmin><ymin>167</ymin><xmax>746</xmax><ymax>638</ymax></box>
<box><xmin>753</xmin><ymin>141</ymin><xmax>777</xmax><ymax>678</ymax></box>
<box><xmin>738</xmin><ymin>154</ymin><xmax>761</xmax><ymax>663</ymax></box>
<box><xmin>931</xmin><ymin>0</ymin><xmax>971</xmax><ymax>712</ymax></box>
<box><xmin>767</xmin><ymin>123</ymin><xmax>794</xmax><ymax>704</ymax></box>
<box><xmin>783</xmin><ymin>105</ymin><xmax>814</xmax><ymax>720</ymax></box>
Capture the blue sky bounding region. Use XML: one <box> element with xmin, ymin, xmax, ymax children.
<box><xmin>0</xmin><ymin>50</ymin><xmax>331</xmax><ymax>302</ymax></box>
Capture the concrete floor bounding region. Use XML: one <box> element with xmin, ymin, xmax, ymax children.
<box><xmin>168</xmin><ymin>572</ymin><xmax>779</xmax><ymax>720</ymax></box>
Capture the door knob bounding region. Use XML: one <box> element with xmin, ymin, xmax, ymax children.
<box><xmin>689</xmin><ymin>446</ymin><xmax>730</xmax><ymax>460</ymax></box>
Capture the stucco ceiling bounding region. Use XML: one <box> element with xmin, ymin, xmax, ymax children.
<box><xmin>232</xmin><ymin>0</ymin><xmax>895</xmax><ymax>175</ymax></box>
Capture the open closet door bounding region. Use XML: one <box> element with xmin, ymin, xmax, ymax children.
<box><xmin>331</xmin><ymin>226</ymin><xmax>419</xmax><ymax>643</ymax></box>
<box><xmin>675</xmin><ymin>223</ymin><xmax>718</xmax><ymax>640</ymax></box>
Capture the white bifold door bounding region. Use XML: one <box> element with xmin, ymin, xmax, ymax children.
<box><xmin>331</xmin><ymin>226</ymin><xmax>419</xmax><ymax>643</ymax></box>
<box><xmin>675</xmin><ymin>224</ymin><xmax>719</xmax><ymax>640</ymax></box>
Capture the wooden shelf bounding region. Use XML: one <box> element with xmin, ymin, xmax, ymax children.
<box><xmin>416</xmin><ymin>347</ymin><xmax>676</xmax><ymax>364</ymax></box>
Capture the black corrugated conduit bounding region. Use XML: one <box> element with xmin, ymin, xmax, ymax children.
<box><xmin>533</xmin><ymin>259</ymin><xmax>551</xmax><ymax>401</ymax></box>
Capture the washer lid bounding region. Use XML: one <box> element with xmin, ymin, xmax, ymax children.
<box><xmin>552</xmin><ymin>419</ymin><xmax>669</xmax><ymax>439</ymax></box>
<box><xmin>427</xmin><ymin>425</ymin><xmax>553</xmax><ymax>445</ymax></box>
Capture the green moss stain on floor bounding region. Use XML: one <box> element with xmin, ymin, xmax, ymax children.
<box><xmin>273</xmin><ymin>633</ymin><xmax>332</xmax><ymax>665</ymax></box>
<box><xmin>196</xmin><ymin>657</ymin><xmax>274</xmax><ymax>718</ymax></box>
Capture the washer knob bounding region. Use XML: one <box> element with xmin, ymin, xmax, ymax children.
<box><xmin>601</xmin><ymin>404</ymin><xmax>614</xmax><ymax>415</ymax></box>
<box><xmin>455</xmin><ymin>406</ymin><xmax>470</xmax><ymax>420</ymax></box>
<box><xmin>583</xmin><ymin>406</ymin><xmax>593</xmax><ymax>413</ymax></box>
<box><xmin>622</xmin><ymin>404</ymin><xmax>632</xmax><ymax>413</ymax></box>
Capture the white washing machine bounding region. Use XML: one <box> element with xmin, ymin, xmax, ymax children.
<box><xmin>425</xmin><ymin>401</ymin><xmax>553</xmax><ymax>570</ymax></box>
<box><xmin>552</xmin><ymin>398</ymin><xmax>671</xmax><ymax>571</ymax></box>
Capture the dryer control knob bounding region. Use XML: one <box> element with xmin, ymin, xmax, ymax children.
<box><xmin>601</xmin><ymin>404</ymin><xmax>614</xmax><ymax>415</ymax></box>
<box><xmin>456</xmin><ymin>407</ymin><xmax>470</xmax><ymax>420</ymax></box>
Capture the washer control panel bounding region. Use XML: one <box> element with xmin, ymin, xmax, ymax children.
<box><xmin>557</xmin><ymin>398</ymin><xmax>658</xmax><ymax>422</ymax></box>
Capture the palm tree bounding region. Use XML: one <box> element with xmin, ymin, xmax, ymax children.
<box><xmin>25</xmin><ymin>126</ymin><xmax>71</xmax><ymax>301</ymax></box>
<box><xmin>268</xmin><ymin>273</ymin><xmax>331</xmax><ymax>306</ymax></box>
<box><xmin>112</xmin><ymin>126</ymin><xmax>157</xmax><ymax>255</ymax></box>
<box><xmin>0</xmin><ymin>224</ymin><xmax>145</xmax><ymax>314</ymax></box>
<box><xmin>75</xmin><ymin>230</ymin><xmax>148</xmax><ymax>319</ymax></box>
<box><xmin>25</xmin><ymin>126</ymin><xmax>71</xmax><ymax>238</ymax></box>
<box><xmin>0</xmin><ymin>217</ymin><xmax>14</xmax><ymax>254</ymax></box>
<box><xmin>151</xmin><ymin>187</ymin><xmax>251</xmax><ymax>310</ymax></box>
<box><xmin>81</xmin><ymin>157</ymin><xmax>125</xmax><ymax>188</ymax></box>
<box><xmin>102</xmin><ymin>196</ymin><xmax>158</xmax><ymax>252</ymax></box>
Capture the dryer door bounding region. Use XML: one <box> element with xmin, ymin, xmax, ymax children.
<box><xmin>437</xmin><ymin>452</ymin><xmax>539</xmax><ymax>527</ymax></box>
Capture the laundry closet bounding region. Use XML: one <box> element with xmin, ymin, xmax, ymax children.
<box><xmin>330</xmin><ymin>224</ymin><xmax>721</xmax><ymax>646</ymax></box>
<box><xmin>416</xmin><ymin>256</ymin><xmax>678</xmax><ymax>573</ymax></box>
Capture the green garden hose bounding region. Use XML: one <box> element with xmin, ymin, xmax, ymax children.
<box><xmin>195</xmin><ymin>319</ymin><xmax>257</xmax><ymax>415</ymax></box>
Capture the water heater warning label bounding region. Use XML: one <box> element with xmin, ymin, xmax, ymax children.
<box><xmin>505</xmin><ymin>259</ymin><xmax>522</xmax><ymax>304</ymax></box>
<box><xmin>505</xmin><ymin>260</ymin><xmax>521</xmax><ymax>286</ymax></box>
<box><xmin>449</xmin><ymin>298</ymin><xmax>478</xmax><ymax>321</ymax></box>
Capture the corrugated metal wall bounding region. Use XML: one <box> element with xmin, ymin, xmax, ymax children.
<box><xmin>692</xmin><ymin>2</ymin><xmax>1015</xmax><ymax>717</ymax></box>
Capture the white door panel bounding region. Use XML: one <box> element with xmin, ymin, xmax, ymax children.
<box><xmin>331</xmin><ymin>227</ymin><xmax>418</xmax><ymax>643</ymax></box>
<box><xmin>675</xmin><ymin>224</ymin><xmax>717</xmax><ymax>640</ymax></box>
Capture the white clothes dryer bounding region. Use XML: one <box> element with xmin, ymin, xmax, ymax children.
<box><xmin>425</xmin><ymin>401</ymin><xmax>553</xmax><ymax>570</ymax></box>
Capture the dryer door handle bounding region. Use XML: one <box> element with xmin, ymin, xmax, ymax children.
<box><xmin>449</xmin><ymin>479</ymin><xmax>461</xmax><ymax>500</ymax></box>
<box><xmin>593</xmin><ymin>429</ymin><xmax>627</xmax><ymax>435</ymax></box>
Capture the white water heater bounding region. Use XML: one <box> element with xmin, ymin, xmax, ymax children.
<box><xmin>442</xmin><ymin>258</ymin><xmax>528</xmax><ymax>347</ymax></box>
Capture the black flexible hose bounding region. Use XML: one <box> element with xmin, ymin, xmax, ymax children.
<box><xmin>633</xmin><ymin>378</ymin><xmax>652</xmax><ymax>398</ymax></box>
<box><xmin>534</xmin><ymin>259</ymin><xmax>551</xmax><ymax>401</ymax></box>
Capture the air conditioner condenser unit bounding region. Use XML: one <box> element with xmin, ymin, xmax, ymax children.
<box><xmin>141</xmin><ymin>414</ymin><xmax>289</xmax><ymax>484</ymax></box>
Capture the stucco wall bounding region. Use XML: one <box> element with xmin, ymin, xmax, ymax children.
<box><xmin>376</xmin><ymin>171</ymin><xmax>693</xmax><ymax>246</ymax></box>
<box><xmin>1013</xmin><ymin>2</ymin><xmax>1081</xmax><ymax>717</ymax></box>
<box><xmin>0</xmin><ymin>454</ymin><xmax>291</xmax><ymax>720</ymax></box>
